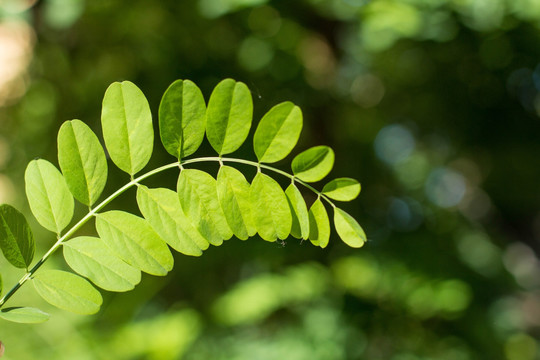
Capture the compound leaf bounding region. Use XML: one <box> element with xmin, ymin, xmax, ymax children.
<box><xmin>101</xmin><ymin>81</ymin><xmax>153</xmax><ymax>176</ymax></box>
<box><xmin>177</xmin><ymin>169</ymin><xmax>233</xmax><ymax>246</ymax></box>
<box><xmin>308</xmin><ymin>199</ymin><xmax>330</xmax><ymax>248</ymax></box>
<box><xmin>57</xmin><ymin>119</ymin><xmax>108</xmax><ymax>206</ymax></box>
<box><xmin>25</xmin><ymin>159</ymin><xmax>74</xmax><ymax>234</ymax></box>
<box><xmin>159</xmin><ymin>79</ymin><xmax>206</xmax><ymax>160</ymax></box>
<box><xmin>206</xmin><ymin>79</ymin><xmax>252</xmax><ymax>155</ymax></box>
<box><xmin>285</xmin><ymin>184</ymin><xmax>309</xmax><ymax>240</ymax></box>
<box><xmin>137</xmin><ymin>185</ymin><xmax>208</xmax><ymax>256</ymax></box>
<box><xmin>322</xmin><ymin>178</ymin><xmax>361</xmax><ymax>201</ymax></box>
<box><xmin>63</xmin><ymin>236</ymin><xmax>141</xmax><ymax>292</ymax></box>
<box><xmin>217</xmin><ymin>166</ymin><xmax>256</xmax><ymax>240</ymax></box>
<box><xmin>0</xmin><ymin>307</ymin><xmax>50</xmax><ymax>324</ymax></box>
<box><xmin>0</xmin><ymin>204</ymin><xmax>34</xmax><ymax>269</ymax></box>
<box><xmin>292</xmin><ymin>146</ymin><xmax>334</xmax><ymax>183</ymax></box>
<box><xmin>254</xmin><ymin>102</ymin><xmax>302</xmax><ymax>163</ymax></box>
<box><xmin>334</xmin><ymin>208</ymin><xmax>366</xmax><ymax>248</ymax></box>
<box><xmin>33</xmin><ymin>270</ymin><xmax>102</xmax><ymax>315</ymax></box>
<box><xmin>250</xmin><ymin>172</ymin><xmax>292</xmax><ymax>241</ymax></box>
<box><xmin>95</xmin><ymin>211</ymin><xmax>173</xmax><ymax>276</ymax></box>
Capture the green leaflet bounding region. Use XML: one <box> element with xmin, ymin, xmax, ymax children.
<box><xmin>63</xmin><ymin>236</ymin><xmax>141</xmax><ymax>292</ymax></box>
<box><xmin>217</xmin><ymin>166</ymin><xmax>256</xmax><ymax>240</ymax></box>
<box><xmin>25</xmin><ymin>159</ymin><xmax>74</xmax><ymax>234</ymax></box>
<box><xmin>0</xmin><ymin>307</ymin><xmax>50</xmax><ymax>324</ymax></box>
<box><xmin>322</xmin><ymin>178</ymin><xmax>361</xmax><ymax>201</ymax></box>
<box><xmin>308</xmin><ymin>199</ymin><xmax>330</xmax><ymax>248</ymax></box>
<box><xmin>101</xmin><ymin>81</ymin><xmax>153</xmax><ymax>176</ymax></box>
<box><xmin>159</xmin><ymin>79</ymin><xmax>206</xmax><ymax>160</ymax></box>
<box><xmin>250</xmin><ymin>172</ymin><xmax>292</xmax><ymax>241</ymax></box>
<box><xmin>334</xmin><ymin>208</ymin><xmax>366</xmax><ymax>248</ymax></box>
<box><xmin>136</xmin><ymin>185</ymin><xmax>209</xmax><ymax>256</ymax></box>
<box><xmin>253</xmin><ymin>102</ymin><xmax>303</xmax><ymax>163</ymax></box>
<box><xmin>206</xmin><ymin>79</ymin><xmax>252</xmax><ymax>155</ymax></box>
<box><xmin>0</xmin><ymin>273</ymin><xmax>2</xmax><ymax>295</ymax></box>
<box><xmin>177</xmin><ymin>169</ymin><xmax>233</xmax><ymax>245</ymax></box>
<box><xmin>33</xmin><ymin>270</ymin><xmax>102</xmax><ymax>315</ymax></box>
<box><xmin>95</xmin><ymin>211</ymin><xmax>173</xmax><ymax>276</ymax></box>
<box><xmin>0</xmin><ymin>204</ymin><xmax>34</xmax><ymax>269</ymax></box>
<box><xmin>291</xmin><ymin>146</ymin><xmax>334</xmax><ymax>182</ymax></box>
<box><xmin>57</xmin><ymin>119</ymin><xmax>108</xmax><ymax>206</ymax></box>
<box><xmin>285</xmin><ymin>184</ymin><xmax>309</xmax><ymax>240</ymax></box>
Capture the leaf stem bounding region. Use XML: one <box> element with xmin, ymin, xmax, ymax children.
<box><xmin>0</xmin><ymin>157</ymin><xmax>333</xmax><ymax>308</ymax></box>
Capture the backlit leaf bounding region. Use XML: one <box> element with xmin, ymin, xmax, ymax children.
<box><xmin>308</xmin><ymin>199</ymin><xmax>330</xmax><ymax>248</ymax></box>
<box><xmin>291</xmin><ymin>146</ymin><xmax>334</xmax><ymax>183</ymax></box>
<box><xmin>25</xmin><ymin>159</ymin><xmax>74</xmax><ymax>234</ymax></box>
<box><xmin>33</xmin><ymin>270</ymin><xmax>102</xmax><ymax>315</ymax></box>
<box><xmin>285</xmin><ymin>184</ymin><xmax>309</xmax><ymax>240</ymax></box>
<box><xmin>177</xmin><ymin>169</ymin><xmax>233</xmax><ymax>245</ymax></box>
<box><xmin>63</xmin><ymin>236</ymin><xmax>141</xmax><ymax>292</ymax></box>
<box><xmin>0</xmin><ymin>307</ymin><xmax>50</xmax><ymax>324</ymax></box>
<box><xmin>57</xmin><ymin>119</ymin><xmax>108</xmax><ymax>206</ymax></box>
<box><xmin>206</xmin><ymin>79</ymin><xmax>252</xmax><ymax>155</ymax></box>
<box><xmin>217</xmin><ymin>166</ymin><xmax>256</xmax><ymax>240</ymax></box>
<box><xmin>322</xmin><ymin>178</ymin><xmax>361</xmax><ymax>201</ymax></box>
<box><xmin>0</xmin><ymin>204</ymin><xmax>34</xmax><ymax>269</ymax></box>
<box><xmin>253</xmin><ymin>102</ymin><xmax>302</xmax><ymax>163</ymax></box>
<box><xmin>334</xmin><ymin>208</ymin><xmax>366</xmax><ymax>248</ymax></box>
<box><xmin>95</xmin><ymin>211</ymin><xmax>173</xmax><ymax>276</ymax></box>
<box><xmin>250</xmin><ymin>172</ymin><xmax>292</xmax><ymax>241</ymax></box>
<box><xmin>101</xmin><ymin>81</ymin><xmax>153</xmax><ymax>175</ymax></box>
<box><xmin>159</xmin><ymin>79</ymin><xmax>206</xmax><ymax>160</ymax></box>
<box><xmin>137</xmin><ymin>185</ymin><xmax>208</xmax><ymax>256</ymax></box>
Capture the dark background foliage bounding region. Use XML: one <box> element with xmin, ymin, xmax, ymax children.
<box><xmin>1</xmin><ymin>0</ymin><xmax>539</xmax><ymax>359</ymax></box>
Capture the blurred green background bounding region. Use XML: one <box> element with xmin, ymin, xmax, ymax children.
<box><xmin>1</xmin><ymin>0</ymin><xmax>540</xmax><ymax>359</ymax></box>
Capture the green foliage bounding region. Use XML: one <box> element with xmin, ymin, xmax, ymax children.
<box><xmin>216</xmin><ymin>166</ymin><xmax>256</xmax><ymax>240</ymax></box>
<box><xmin>322</xmin><ymin>178</ymin><xmax>361</xmax><ymax>201</ymax></box>
<box><xmin>159</xmin><ymin>80</ymin><xmax>206</xmax><ymax>160</ymax></box>
<box><xmin>0</xmin><ymin>78</ymin><xmax>365</xmax><ymax>323</ymax></box>
<box><xmin>25</xmin><ymin>159</ymin><xmax>74</xmax><ymax>234</ymax></box>
<box><xmin>0</xmin><ymin>204</ymin><xmax>34</xmax><ymax>269</ymax></box>
<box><xmin>250</xmin><ymin>172</ymin><xmax>292</xmax><ymax>241</ymax></box>
<box><xmin>33</xmin><ymin>270</ymin><xmax>102</xmax><ymax>315</ymax></box>
<box><xmin>101</xmin><ymin>81</ymin><xmax>154</xmax><ymax>176</ymax></box>
<box><xmin>95</xmin><ymin>211</ymin><xmax>174</xmax><ymax>276</ymax></box>
<box><xmin>63</xmin><ymin>236</ymin><xmax>141</xmax><ymax>291</ymax></box>
<box><xmin>292</xmin><ymin>146</ymin><xmax>334</xmax><ymax>183</ymax></box>
<box><xmin>206</xmin><ymin>79</ymin><xmax>253</xmax><ymax>155</ymax></box>
<box><xmin>253</xmin><ymin>102</ymin><xmax>303</xmax><ymax>163</ymax></box>
<box><xmin>308</xmin><ymin>199</ymin><xmax>330</xmax><ymax>248</ymax></box>
<box><xmin>0</xmin><ymin>307</ymin><xmax>49</xmax><ymax>324</ymax></box>
<box><xmin>57</xmin><ymin>120</ymin><xmax>108</xmax><ymax>206</ymax></box>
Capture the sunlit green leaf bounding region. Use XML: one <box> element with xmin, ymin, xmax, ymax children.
<box><xmin>308</xmin><ymin>199</ymin><xmax>330</xmax><ymax>248</ymax></box>
<box><xmin>33</xmin><ymin>270</ymin><xmax>102</xmax><ymax>315</ymax></box>
<box><xmin>0</xmin><ymin>204</ymin><xmax>34</xmax><ymax>269</ymax></box>
<box><xmin>217</xmin><ymin>166</ymin><xmax>256</xmax><ymax>240</ymax></box>
<box><xmin>250</xmin><ymin>172</ymin><xmax>292</xmax><ymax>241</ymax></box>
<box><xmin>95</xmin><ymin>211</ymin><xmax>173</xmax><ymax>276</ymax></box>
<box><xmin>57</xmin><ymin>119</ymin><xmax>108</xmax><ymax>206</ymax></box>
<box><xmin>25</xmin><ymin>159</ymin><xmax>74</xmax><ymax>234</ymax></box>
<box><xmin>159</xmin><ymin>79</ymin><xmax>206</xmax><ymax>160</ymax></box>
<box><xmin>291</xmin><ymin>146</ymin><xmax>334</xmax><ymax>182</ymax></box>
<box><xmin>101</xmin><ymin>81</ymin><xmax>153</xmax><ymax>175</ymax></box>
<box><xmin>253</xmin><ymin>102</ymin><xmax>302</xmax><ymax>163</ymax></box>
<box><xmin>322</xmin><ymin>178</ymin><xmax>361</xmax><ymax>201</ymax></box>
<box><xmin>137</xmin><ymin>185</ymin><xmax>208</xmax><ymax>256</ymax></box>
<box><xmin>206</xmin><ymin>79</ymin><xmax>252</xmax><ymax>155</ymax></box>
<box><xmin>0</xmin><ymin>307</ymin><xmax>50</xmax><ymax>324</ymax></box>
<box><xmin>0</xmin><ymin>273</ymin><xmax>2</xmax><ymax>296</ymax></box>
<box><xmin>177</xmin><ymin>169</ymin><xmax>233</xmax><ymax>245</ymax></box>
<box><xmin>285</xmin><ymin>184</ymin><xmax>309</xmax><ymax>240</ymax></box>
<box><xmin>334</xmin><ymin>208</ymin><xmax>366</xmax><ymax>248</ymax></box>
<box><xmin>63</xmin><ymin>236</ymin><xmax>141</xmax><ymax>292</ymax></box>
